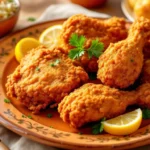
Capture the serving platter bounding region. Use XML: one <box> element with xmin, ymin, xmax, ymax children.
<box><xmin>121</xmin><ymin>0</ymin><xmax>134</xmax><ymax>22</ymax></box>
<box><xmin>1</xmin><ymin>19</ymin><xmax>150</xmax><ymax>150</ymax></box>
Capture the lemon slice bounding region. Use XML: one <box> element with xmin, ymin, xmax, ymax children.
<box><xmin>102</xmin><ymin>108</ymin><xmax>142</xmax><ymax>135</ymax></box>
<box><xmin>39</xmin><ymin>25</ymin><xmax>62</xmax><ymax>48</ymax></box>
<box><xmin>15</xmin><ymin>37</ymin><xmax>40</xmax><ymax>62</ymax></box>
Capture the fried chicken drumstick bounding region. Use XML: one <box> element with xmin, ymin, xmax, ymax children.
<box><xmin>58</xmin><ymin>83</ymin><xmax>150</xmax><ymax>128</ymax></box>
<box><xmin>58</xmin><ymin>83</ymin><xmax>137</xmax><ymax>128</ymax></box>
<box><xmin>58</xmin><ymin>14</ymin><xmax>127</xmax><ymax>72</ymax></box>
<box><xmin>6</xmin><ymin>46</ymin><xmax>88</xmax><ymax>113</ymax></box>
<box><xmin>97</xmin><ymin>17</ymin><xmax>150</xmax><ymax>89</ymax></box>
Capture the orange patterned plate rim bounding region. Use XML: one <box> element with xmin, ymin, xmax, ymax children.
<box><xmin>0</xmin><ymin>19</ymin><xmax>150</xmax><ymax>150</ymax></box>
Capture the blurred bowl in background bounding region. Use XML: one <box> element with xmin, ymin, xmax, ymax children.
<box><xmin>0</xmin><ymin>0</ymin><xmax>20</xmax><ymax>38</ymax></box>
<box><xmin>70</xmin><ymin>0</ymin><xmax>107</xmax><ymax>8</ymax></box>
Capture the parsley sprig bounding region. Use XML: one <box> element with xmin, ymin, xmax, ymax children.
<box><xmin>92</xmin><ymin>118</ymin><xmax>106</xmax><ymax>135</ymax></box>
<box><xmin>47</xmin><ymin>113</ymin><xmax>52</xmax><ymax>118</ymax></box>
<box><xmin>88</xmin><ymin>40</ymin><xmax>104</xmax><ymax>59</ymax></box>
<box><xmin>27</xmin><ymin>115</ymin><xmax>32</xmax><ymax>119</ymax></box>
<box><xmin>27</xmin><ymin>17</ymin><xmax>36</xmax><ymax>22</ymax></box>
<box><xmin>69</xmin><ymin>33</ymin><xmax>104</xmax><ymax>60</ymax></box>
<box><xmin>142</xmin><ymin>108</ymin><xmax>150</xmax><ymax>119</ymax></box>
<box><xmin>4</xmin><ymin>98</ymin><xmax>11</xmax><ymax>103</ymax></box>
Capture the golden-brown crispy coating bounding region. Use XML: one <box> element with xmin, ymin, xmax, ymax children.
<box><xmin>140</xmin><ymin>59</ymin><xmax>150</xmax><ymax>84</ymax></box>
<box><xmin>58</xmin><ymin>83</ymin><xmax>137</xmax><ymax>128</ymax></box>
<box><xmin>6</xmin><ymin>46</ymin><xmax>89</xmax><ymax>113</ymax></box>
<box><xmin>58</xmin><ymin>82</ymin><xmax>150</xmax><ymax>128</ymax></box>
<box><xmin>136</xmin><ymin>83</ymin><xmax>150</xmax><ymax>109</ymax></box>
<box><xmin>97</xmin><ymin>17</ymin><xmax>150</xmax><ymax>89</ymax></box>
<box><xmin>143</xmin><ymin>39</ymin><xmax>150</xmax><ymax>59</ymax></box>
<box><xmin>58</xmin><ymin>14</ymin><xmax>128</xmax><ymax>72</ymax></box>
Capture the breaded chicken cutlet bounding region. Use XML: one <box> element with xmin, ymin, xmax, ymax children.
<box><xmin>58</xmin><ymin>82</ymin><xmax>150</xmax><ymax>128</ymax></box>
<box><xmin>58</xmin><ymin>14</ymin><xmax>128</xmax><ymax>72</ymax></box>
<box><xmin>58</xmin><ymin>83</ymin><xmax>137</xmax><ymax>128</ymax></box>
<box><xmin>6</xmin><ymin>46</ymin><xmax>89</xmax><ymax>113</ymax></box>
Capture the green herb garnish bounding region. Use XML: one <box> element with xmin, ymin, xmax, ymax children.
<box><xmin>92</xmin><ymin>118</ymin><xmax>106</xmax><ymax>135</ymax></box>
<box><xmin>142</xmin><ymin>109</ymin><xmax>150</xmax><ymax>119</ymax></box>
<box><xmin>50</xmin><ymin>59</ymin><xmax>60</xmax><ymax>67</ymax></box>
<box><xmin>49</xmin><ymin>126</ymin><xmax>53</xmax><ymax>128</ymax></box>
<box><xmin>27</xmin><ymin>17</ymin><xmax>36</xmax><ymax>22</ymax></box>
<box><xmin>4</xmin><ymin>98</ymin><xmax>10</xmax><ymax>103</ymax></box>
<box><xmin>8</xmin><ymin>0</ymin><xmax>14</xmax><ymax>3</ymax></box>
<box><xmin>69</xmin><ymin>33</ymin><xmax>85</xmax><ymax>59</ymax></box>
<box><xmin>22</xmin><ymin>114</ymin><xmax>27</xmax><ymax>118</ymax></box>
<box><xmin>88</xmin><ymin>39</ymin><xmax>104</xmax><ymax>59</ymax></box>
<box><xmin>69</xmin><ymin>33</ymin><xmax>104</xmax><ymax>60</ymax></box>
<box><xmin>47</xmin><ymin>114</ymin><xmax>52</xmax><ymax>118</ymax></box>
<box><xmin>27</xmin><ymin>115</ymin><xmax>32</xmax><ymax>119</ymax></box>
<box><xmin>35</xmin><ymin>67</ymin><xmax>40</xmax><ymax>71</ymax></box>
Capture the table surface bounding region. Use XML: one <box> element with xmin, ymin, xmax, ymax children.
<box><xmin>2</xmin><ymin>0</ymin><xmax>150</xmax><ymax>149</ymax></box>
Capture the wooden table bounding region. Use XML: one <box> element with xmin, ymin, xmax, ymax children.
<box><xmin>17</xmin><ymin>0</ymin><xmax>125</xmax><ymax>28</ymax></box>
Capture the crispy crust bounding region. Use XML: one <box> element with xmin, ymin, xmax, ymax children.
<box><xmin>58</xmin><ymin>14</ymin><xmax>128</xmax><ymax>72</ymax></box>
<box><xmin>140</xmin><ymin>59</ymin><xmax>150</xmax><ymax>84</ymax></box>
<box><xmin>58</xmin><ymin>83</ymin><xmax>137</xmax><ymax>128</ymax></box>
<box><xmin>97</xmin><ymin>17</ymin><xmax>150</xmax><ymax>88</ymax></box>
<box><xmin>137</xmin><ymin>83</ymin><xmax>150</xmax><ymax>109</ymax></box>
<box><xmin>6</xmin><ymin>46</ymin><xmax>89</xmax><ymax>113</ymax></box>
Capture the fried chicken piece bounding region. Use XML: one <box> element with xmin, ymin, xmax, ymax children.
<box><xmin>136</xmin><ymin>83</ymin><xmax>150</xmax><ymax>108</ymax></box>
<box><xmin>140</xmin><ymin>59</ymin><xmax>150</xmax><ymax>84</ymax></box>
<box><xmin>6</xmin><ymin>46</ymin><xmax>88</xmax><ymax>113</ymax></box>
<box><xmin>58</xmin><ymin>83</ymin><xmax>137</xmax><ymax>128</ymax></box>
<box><xmin>58</xmin><ymin>14</ymin><xmax>128</xmax><ymax>72</ymax></box>
<box><xmin>58</xmin><ymin>82</ymin><xmax>150</xmax><ymax>128</ymax></box>
<box><xmin>143</xmin><ymin>39</ymin><xmax>150</xmax><ymax>59</ymax></box>
<box><xmin>97</xmin><ymin>17</ymin><xmax>150</xmax><ymax>89</ymax></box>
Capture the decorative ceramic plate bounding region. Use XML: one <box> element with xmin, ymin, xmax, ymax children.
<box><xmin>121</xmin><ymin>0</ymin><xmax>134</xmax><ymax>22</ymax></box>
<box><xmin>1</xmin><ymin>19</ymin><xmax>150</xmax><ymax>150</ymax></box>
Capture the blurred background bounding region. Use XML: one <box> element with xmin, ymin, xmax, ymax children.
<box><xmin>1</xmin><ymin>0</ymin><xmax>150</xmax><ymax>37</ymax></box>
<box><xmin>18</xmin><ymin>0</ymin><xmax>124</xmax><ymax>27</ymax></box>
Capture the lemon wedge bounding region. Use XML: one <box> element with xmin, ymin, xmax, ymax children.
<box><xmin>102</xmin><ymin>108</ymin><xmax>142</xmax><ymax>135</ymax></box>
<box><xmin>39</xmin><ymin>25</ymin><xmax>62</xmax><ymax>48</ymax></box>
<box><xmin>15</xmin><ymin>37</ymin><xmax>40</xmax><ymax>62</ymax></box>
